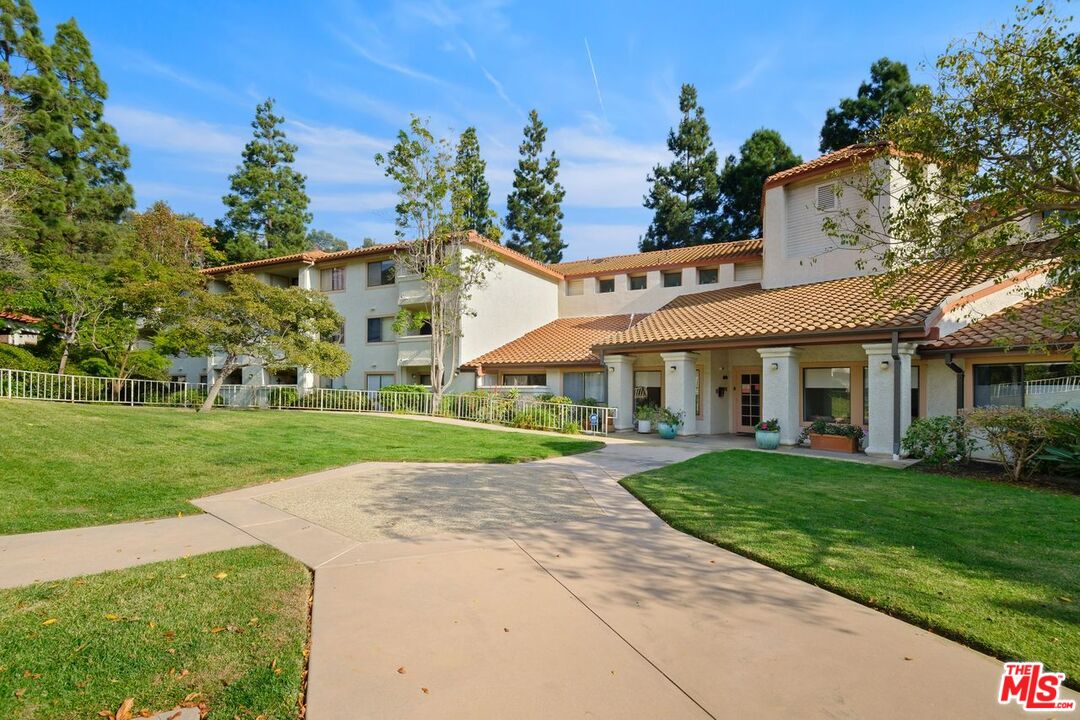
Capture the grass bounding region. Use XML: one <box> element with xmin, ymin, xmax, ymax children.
<box><xmin>620</xmin><ymin>450</ymin><xmax>1080</xmax><ymax>686</ymax></box>
<box><xmin>0</xmin><ymin>400</ymin><xmax>602</xmax><ymax>534</ymax></box>
<box><xmin>0</xmin><ymin>546</ymin><xmax>310</xmax><ymax>720</ymax></box>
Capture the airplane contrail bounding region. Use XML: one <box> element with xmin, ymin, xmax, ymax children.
<box><xmin>584</xmin><ymin>36</ymin><xmax>607</xmax><ymax>122</ymax></box>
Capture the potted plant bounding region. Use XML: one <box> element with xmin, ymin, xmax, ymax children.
<box><xmin>656</xmin><ymin>407</ymin><xmax>686</xmax><ymax>439</ymax></box>
<box><xmin>635</xmin><ymin>404</ymin><xmax>657</xmax><ymax>433</ymax></box>
<box><xmin>798</xmin><ymin>419</ymin><xmax>864</xmax><ymax>453</ymax></box>
<box><xmin>754</xmin><ymin>418</ymin><xmax>781</xmax><ymax>449</ymax></box>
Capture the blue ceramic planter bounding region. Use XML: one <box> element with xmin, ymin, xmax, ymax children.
<box><xmin>755</xmin><ymin>429</ymin><xmax>780</xmax><ymax>449</ymax></box>
<box><xmin>657</xmin><ymin>422</ymin><xmax>678</xmax><ymax>439</ymax></box>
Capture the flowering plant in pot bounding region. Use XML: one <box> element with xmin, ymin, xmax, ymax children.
<box><xmin>635</xmin><ymin>404</ymin><xmax>658</xmax><ymax>433</ymax></box>
<box><xmin>798</xmin><ymin>419</ymin><xmax>865</xmax><ymax>453</ymax></box>
<box><xmin>657</xmin><ymin>407</ymin><xmax>686</xmax><ymax>439</ymax></box>
<box><xmin>754</xmin><ymin>418</ymin><xmax>781</xmax><ymax>449</ymax></box>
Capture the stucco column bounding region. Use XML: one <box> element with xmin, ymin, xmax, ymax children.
<box><xmin>296</xmin><ymin>263</ymin><xmax>318</xmax><ymax>394</ymax></box>
<box><xmin>604</xmin><ymin>354</ymin><xmax>636</xmax><ymax>430</ymax></box>
<box><xmin>758</xmin><ymin>347</ymin><xmax>802</xmax><ymax>445</ymax></box>
<box><xmin>862</xmin><ymin>342</ymin><xmax>918</xmax><ymax>456</ymax></box>
<box><xmin>660</xmin><ymin>351</ymin><xmax>699</xmax><ymax>435</ymax></box>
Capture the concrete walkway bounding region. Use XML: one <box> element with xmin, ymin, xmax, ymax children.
<box><xmin>193</xmin><ymin>441</ymin><xmax>1075</xmax><ymax>719</ymax></box>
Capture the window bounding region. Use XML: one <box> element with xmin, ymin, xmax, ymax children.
<box><xmin>662</xmin><ymin>271</ymin><xmax>682</xmax><ymax>288</ymax></box>
<box><xmin>563</xmin><ymin>371</ymin><xmax>605</xmax><ymax>403</ymax></box>
<box><xmin>170</xmin><ymin>375</ymin><xmax>187</xmax><ymax>384</ymax></box>
<box><xmin>733</xmin><ymin>261</ymin><xmax>762</xmax><ymax>282</ymax></box>
<box><xmin>566</xmin><ymin>279</ymin><xmax>584</xmax><ymax>296</ymax></box>
<box><xmin>816</xmin><ymin>183</ymin><xmax>837</xmax><ymax>211</ymax></box>
<box><xmin>863</xmin><ymin>366</ymin><xmax>920</xmax><ymax>424</ymax></box>
<box><xmin>629</xmin><ymin>274</ymin><xmax>647</xmax><ymax>291</ymax></box>
<box><xmin>502</xmin><ymin>373</ymin><xmax>547</xmax><ymax>386</ymax></box>
<box><xmin>367</xmin><ymin>259</ymin><xmax>395</xmax><ymax>286</ymax></box>
<box><xmin>973</xmin><ymin>362</ymin><xmax>1079</xmax><ymax>409</ymax></box>
<box><xmin>320</xmin><ymin>266</ymin><xmax>345</xmax><ymax>292</ymax></box>
<box><xmin>803</xmin><ymin>367</ymin><xmax>851</xmax><ymax>422</ymax></box>
<box><xmin>366</xmin><ymin>316</ymin><xmax>394</xmax><ymax>343</ymax></box>
<box><xmin>365</xmin><ymin>373</ymin><xmax>396</xmax><ymax>391</ymax></box>
<box><xmin>697</xmin><ymin>267</ymin><xmax>718</xmax><ymax>285</ymax></box>
<box><xmin>598</xmin><ymin>277</ymin><xmax>615</xmax><ymax>293</ymax></box>
<box><xmin>416</xmin><ymin>373</ymin><xmax>431</xmax><ymax>386</ymax></box>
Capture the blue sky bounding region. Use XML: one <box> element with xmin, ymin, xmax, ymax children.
<box><xmin>37</xmin><ymin>0</ymin><xmax>1019</xmax><ymax>260</ymax></box>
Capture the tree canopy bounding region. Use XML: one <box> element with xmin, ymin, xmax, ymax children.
<box><xmin>819</xmin><ymin>58</ymin><xmax>924</xmax><ymax>153</ymax></box>
<box><xmin>505</xmin><ymin>110</ymin><xmax>566</xmax><ymax>263</ymax></box>
<box><xmin>640</xmin><ymin>83</ymin><xmax>721</xmax><ymax>251</ymax></box>
<box><xmin>453</xmin><ymin>127</ymin><xmax>499</xmax><ymax>241</ymax></box>
<box><xmin>215</xmin><ymin>99</ymin><xmax>311</xmax><ymax>264</ymax></box>
<box><xmin>306</xmin><ymin>229</ymin><xmax>348</xmax><ymax>252</ymax></box>
<box><xmin>717</xmin><ymin>129</ymin><xmax>801</xmax><ymax>241</ymax></box>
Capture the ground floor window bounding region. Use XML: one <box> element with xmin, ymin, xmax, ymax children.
<box><xmin>803</xmin><ymin>367</ymin><xmax>851</xmax><ymax>422</ymax></box>
<box><xmin>502</xmin><ymin>373</ymin><xmax>546</xmax><ymax>386</ymax></box>
<box><xmin>563</xmin><ymin>371</ymin><xmax>605</xmax><ymax>403</ymax></box>
<box><xmin>221</xmin><ymin>368</ymin><xmax>242</xmax><ymax>385</ymax></box>
<box><xmin>634</xmin><ymin>370</ymin><xmax>662</xmax><ymax>408</ymax></box>
<box><xmin>973</xmin><ymin>362</ymin><xmax>1079</xmax><ymax>409</ymax></box>
<box><xmin>365</xmin><ymin>373</ymin><xmax>397</xmax><ymax>391</ymax></box>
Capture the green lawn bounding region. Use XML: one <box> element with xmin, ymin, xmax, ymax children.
<box><xmin>621</xmin><ymin>450</ymin><xmax>1080</xmax><ymax>686</ymax></box>
<box><xmin>0</xmin><ymin>546</ymin><xmax>309</xmax><ymax>720</ymax></box>
<box><xmin>0</xmin><ymin>400</ymin><xmax>601</xmax><ymax>534</ymax></box>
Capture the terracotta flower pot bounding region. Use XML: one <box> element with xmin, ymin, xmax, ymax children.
<box><xmin>808</xmin><ymin>432</ymin><xmax>859</xmax><ymax>453</ymax></box>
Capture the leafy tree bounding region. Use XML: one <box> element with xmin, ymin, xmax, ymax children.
<box><xmin>453</xmin><ymin>127</ymin><xmax>499</xmax><ymax>240</ymax></box>
<box><xmin>641</xmin><ymin>84</ymin><xmax>721</xmax><ymax>251</ymax></box>
<box><xmin>717</xmin><ymin>129</ymin><xmax>801</xmax><ymax>240</ymax></box>
<box><xmin>505</xmin><ymin>110</ymin><xmax>565</xmax><ymax>263</ymax></box>
<box><xmin>376</xmin><ymin>115</ymin><xmax>494</xmax><ymax>405</ymax></box>
<box><xmin>306</xmin><ymin>228</ymin><xmax>348</xmax><ymax>252</ymax></box>
<box><xmin>27</xmin><ymin>255</ymin><xmax>108</xmax><ymax>374</ymax></box>
<box><xmin>162</xmin><ymin>272</ymin><xmax>349</xmax><ymax>411</ymax></box>
<box><xmin>215</xmin><ymin>99</ymin><xmax>311</xmax><ymax>263</ymax></box>
<box><xmin>819</xmin><ymin>58</ymin><xmax>924</xmax><ymax>153</ymax></box>
<box><xmin>823</xmin><ymin>2</ymin><xmax>1080</xmax><ymax>349</ymax></box>
<box><xmin>361</xmin><ymin>236</ymin><xmax>377</xmax><ymax>248</ymax></box>
<box><xmin>130</xmin><ymin>201</ymin><xmax>217</xmax><ymax>268</ymax></box>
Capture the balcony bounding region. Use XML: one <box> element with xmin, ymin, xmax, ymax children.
<box><xmin>397</xmin><ymin>334</ymin><xmax>432</xmax><ymax>368</ymax></box>
<box><xmin>397</xmin><ymin>274</ymin><xmax>431</xmax><ymax>307</ymax></box>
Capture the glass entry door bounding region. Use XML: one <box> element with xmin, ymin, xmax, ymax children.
<box><xmin>735</xmin><ymin>369</ymin><xmax>761</xmax><ymax>433</ymax></box>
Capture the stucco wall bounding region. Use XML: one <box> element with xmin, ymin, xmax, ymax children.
<box><xmin>322</xmin><ymin>256</ymin><xmax>402</xmax><ymax>388</ymax></box>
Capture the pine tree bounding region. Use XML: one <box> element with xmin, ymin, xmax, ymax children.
<box><xmin>505</xmin><ymin>110</ymin><xmax>565</xmax><ymax>263</ymax></box>
<box><xmin>640</xmin><ymin>84</ymin><xmax>721</xmax><ymax>251</ymax></box>
<box><xmin>215</xmin><ymin>99</ymin><xmax>311</xmax><ymax>263</ymax></box>
<box><xmin>452</xmin><ymin>127</ymin><xmax>499</xmax><ymax>240</ymax></box>
<box><xmin>819</xmin><ymin>58</ymin><xmax>924</xmax><ymax>153</ymax></box>
<box><xmin>717</xmin><ymin>129</ymin><xmax>801</xmax><ymax>241</ymax></box>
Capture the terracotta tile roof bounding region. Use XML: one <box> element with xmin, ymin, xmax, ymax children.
<box><xmin>763</xmin><ymin>141</ymin><xmax>899</xmax><ymax>189</ymax></box>
<box><xmin>549</xmin><ymin>239</ymin><xmax>762</xmax><ymax>277</ymax></box>
<box><xmin>599</xmin><ymin>260</ymin><xmax>1003</xmax><ymax>350</ymax></box>
<box><xmin>463</xmin><ymin>314</ymin><xmax>644</xmax><ymax>368</ymax></box>
<box><xmin>921</xmin><ymin>290</ymin><xmax>1076</xmax><ymax>353</ymax></box>
<box><xmin>0</xmin><ymin>310</ymin><xmax>40</xmax><ymax>325</ymax></box>
<box><xmin>202</xmin><ymin>232</ymin><xmax>563</xmax><ymax>280</ymax></box>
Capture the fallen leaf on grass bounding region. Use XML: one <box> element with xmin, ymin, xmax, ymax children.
<box><xmin>15</xmin><ymin>688</ymin><xmax>26</xmax><ymax>699</ymax></box>
<box><xmin>1059</xmin><ymin>596</ymin><xmax>1072</xmax><ymax>603</ymax></box>
<box><xmin>41</xmin><ymin>618</ymin><xmax>58</xmax><ymax>626</ymax></box>
<box><xmin>213</xmin><ymin>572</ymin><xmax>228</xmax><ymax>580</ymax></box>
<box><xmin>115</xmin><ymin>697</ymin><xmax>134</xmax><ymax>720</ymax></box>
<box><xmin>104</xmin><ymin>613</ymin><xmax>120</xmax><ymax>621</ymax></box>
<box><xmin>210</xmin><ymin>627</ymin><xmax>225</xmax><ymax>634</ymax></box>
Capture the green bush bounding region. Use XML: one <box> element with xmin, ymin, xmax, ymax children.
<box><xmin>536</xmin><ymin>394</ymin><xmax>573</xmax><ymax>405</ymax></box>
<box><xmin>166</xmin><ymin>389</ymin><xmax>211</xmax><ymax>407</ymax></box>
<box><xmin>378</xmin><ymin>384</ymin><xmax>430</xmax><ymax>413</ymax></box>
<box><xmin>0</xmin><ymin>345</ymin><xmax>52</xmax><ymax>372</ymax></box>
<box><xmin>966</xmin><ymin>406</ymin><xmax>1076</xmax><ymax>482</ymax></box>
<box><xmin>798</xmin><ymin>419</ymin><xmax>865</xmax><ymax>445</ymax></box>
<box><xmin>511</xmin><ymin>407</ymin><xmax>557</xmax><ymax>430</ymax></box>
<box><xmin>902</xmin><ymin>416</ymin><xmax>975</xmax><ymax>467</ymax></box>
<box><xmin>1037</xmin><ymin>413</ymin><xmax>1080</xmax><ymax>477</ymax></box>
<box><xmin>266</xmin><ymin>387</ymin><xmax>299</xmax><ymax>408</ymax></box>
<box><xmin>564</xmin><ymin>421</ymin><xmax>582</xmax><ymax>435</ymax></box>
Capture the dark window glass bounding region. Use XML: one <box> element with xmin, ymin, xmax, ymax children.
<box><xmin>598</xmin><ymin>278</ymin><xmax>615</xmax><ymax>293</ymax></box>
<box><xmin>662</xmin><ymin>271</ymin><xmax>682</xmax><ymax>287</ymax></box>
<box><xmin>503</xmin><ymin>373</ymin><xmax>547</xmax><ymax>386</ymax></box>
<box><xmin>629</xmin><ymin>275</ymin><xmax>647</xmax><ymax>291</ymax></box>
<box><xmin>367</xmin><ymin>260</ymin><xmax>396</xmax><ymax>286</ymax></box>
<box><xmin>697</xmin><ymin>267</ymin><xmax>718</xmax><ymax>285</ymax></box>
<box><xmin>367</xmin><ymin>317</ymin><xmax>383</xmax><ymax>343</ymax></box>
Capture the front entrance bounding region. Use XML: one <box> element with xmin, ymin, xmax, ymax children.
<box><xmin>734</xmin><ymin>368</ymin><xmax>761</xmax><ymax>433</ymax></box>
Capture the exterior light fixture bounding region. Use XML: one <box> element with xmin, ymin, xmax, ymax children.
<box><xmin>880</xmin><ymin>360</ymin><xmax>890</xmax><ymax>370</ymax></box>
<box><xmin>669</xmin><ymin>365</ymin><xmax>677</xmax><ymax>372</ymax></box>
<box><xmin>769</xmin><ymin>362</ymin><xmax>779</xmax><ymax>371</ymax></box>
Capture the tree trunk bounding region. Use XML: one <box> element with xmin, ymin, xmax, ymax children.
<box><xmin>199</xmin><ymin>362</ymin><xmax>232</xmax><ymax>413</ymax></box>
<box><xmin>57</xmin><ymin>343</ymin><xmax>71</xmax><ymax>376</ymax></box>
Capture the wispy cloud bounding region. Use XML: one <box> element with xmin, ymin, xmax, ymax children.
<box><xmin>107</xmin><ymin>106</ymin><xmax>244</xmax><ymax>161</ymax></box>
<box><xmin>288</xmin><ymin>120</ymin><xmax>390</xmax><ymax>185</ymax></box>
<box><xmin>310</xmin><ymin>190</ymin><xmax>399</xmax><ymax>212</ymax></box>
<box><xmin>480</xmin><ymin>66</ymin><xmax>523</xmax><ymax>117</ymax></box>
<box><xmin>307</xmin><ymin>78</ymin><xmax>412</xmax><ymax>126</ymax></box>
<box><xmin>731</xmin><ymin>54</ymin><xmax>774</xmax><ymax>92</ymax></box>
<box><xmin>583</xmin><ymin>36</ymin><xmax>607</xmax><ymax>123</ymax></box>
<box><xmin>116</xmin><ymin>50</ymin><xmax>240</xmax><ymax>104</ymax></box>
<box><xmin>334</xmin><ymin>31</ymin><xmax>450</xmax><ymax>87</ymax></box>
<box><xmin>395</xmin><ymin>0</ymin><xmax>461</xmax><ymax>28</ymax></box>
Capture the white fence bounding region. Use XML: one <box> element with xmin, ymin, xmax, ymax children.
<box><xmin>0</xmin><ymin>368</ymin><xmax>615</xmax><ymax>435</ymax></box>
<box><xmin>989</xmin><ymin>375</ymin><xmax>1080</xmax><ymax>410</ymax></box>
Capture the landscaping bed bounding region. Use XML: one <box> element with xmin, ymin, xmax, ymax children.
<box><xmin>0</xmin><ymin>400</ymin><xmax>602</xmax><ymax>534</ymax></box>
<box><xmin>620</xmin><ymin>449</ymin><xmax>1080</xmax><ymax>687</ymax></box>
<box><xmin>0</xmin><ymin>546</ymin><xmax>310</xmax><ymax>720</ymax></box>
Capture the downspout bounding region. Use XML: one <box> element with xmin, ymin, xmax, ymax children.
<box><xmin>891</xmin><ymin>331</ymin><xmax>901</xmax><ymax>461</ymax></box>
<box><xmin>944</xmin><ymin>352</ymin><xmax>965</xmax><ymax>413</ymax></box>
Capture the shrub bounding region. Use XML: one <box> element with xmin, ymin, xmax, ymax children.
<box><xmin>902</xmin><ymin>415</ymin><xmax>975</xmax><ymax>467</ymax></box>
<box><xmin>1036</xmin><ymin>413</ymin><xmax>1080</xmax><ymax>477</ymax></box>
<box><xmin>635</xmin><ymin>404</ymin><xmax>659</xmax><ymax>423</ymax></box>
<box><xmin>166</xmin><ymin>389</ymin><xmax>214</xmax><ymax>407</ymax></box>
<box><xmin>564</xmin><ymin>421</ymin><xmax>582</xmax><ymax>435</ymax></box>
<box><xmin>755</xmin><ymin>418</ymin><xmax>780</xmax><ymax>432</ymax></box>
<box><xmin>378</xmin><ymin>384</ymin><xmax>431</xmax><ymax>413</ymax></box>
<box><xmin>537</xmin><ymin>394</ymin><xmax>573</xmax><ymax>405</ymax></box>
<box><xmin>657</xmin><ymin>407</ymin><xmax>685</xmax><ymax>428</ymax></box>
<box><xmin>266</xmin><ymin>387</ymin><xmax>299</xmax><ymax>408</ymax></box>
<box><xmin>580</xmin><ymin>397</ymin><xmax>603</xmax><ymax>407</ymax></box>
<box><xmin>0</xmin><ymin>345</ymin><xmax>52</xmax><ymax>373</ymax></box>
<box><xmin>511</xmin><ymin>407</ymin><xmax>557</xmax><ymax>430</ymax></box>
<box><xmin>798</xmin><ymin>419</ymin><xmax>865</xmax><ymax>445</ymax></box>
<box><xmin>966</xmin><ymin>406</ymin><xmax>1075</xmax><ymax>482</ymax></box>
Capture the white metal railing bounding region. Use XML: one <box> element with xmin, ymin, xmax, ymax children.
<box><xmin>0</xmin><ymin>368</ymin><xmax>614</xmax><ymax>435</ymax></box>
<box><xmin>1024</xmin><ymin>375</ymin><xmax>1080</xmax><ymax>394</ymax></box>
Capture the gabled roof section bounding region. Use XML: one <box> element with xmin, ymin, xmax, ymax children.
<box><xmin>763</xmin><ymin>141</ymin><xmax>899</xmax><ymax>190</ymax></box>
<box><xmin>599</xmin><ymin>259</ymin><xmax>1004</xmax><ymax>350</ymax></box>
<box><xmin>0</xmin><ymin>310</ymin><xmax>41</xmax><ymax>325</ymax></box>
<box><xmin>548</xmin><ymin>238</ymin><xmax>763</xmax><ymax>278</ymax></box>
<box><xmin>463</xmin><ymin>314</ymin><xmax>645</xmax><ymax>369</ymax></box>
<box><xmin>201</xmin><ymin>232</ymin><xmax>563</xmax><ymax>281</ymax></box>
<box><xmin>921</xmin><ymin>290</ymin><xmax>1076</xmax><ymax>354</ymax></box>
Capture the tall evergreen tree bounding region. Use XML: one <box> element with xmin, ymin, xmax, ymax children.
<box><xmin>452</xmin><ymin>127</ymin><xmax>499</xmax><ymax>240</ymax></box>
<box><xmin>215</xmin><ymin>99</ymin><xmax>311</xmax><ymax>263</ymax></box>
<box><xmin>504</xmin><ymin>110</ymin><xmax>565</xmax><ymax>263</ymax></box>
<box><xmin>717</xmin><ymin>129</ymin><xmax>801</xmax><ymax>241</ymax></box>
<box><xmin>819</xmin><ymin>58</ymin><xmax>924</xmax><ymax>153</ymax></box>
<box><xmin>640</xmin><ymin>83</ymin><xmax>721</xmax><ymax>251</ymax></box>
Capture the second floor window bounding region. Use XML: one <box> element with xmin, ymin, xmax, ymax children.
<box><xmin>320</xmin><ymin>267</ymin><xmax>345</xmax><ymax>292</ymax></box>
<box><xmin>367</xmin><ymin>259</ymin><xmax>396</xmax><ymax>286</ymax></box>
<box><xmin>697</xmin><ymin>267</ymin><xmax>718</xmax><ymax>285</ymax></box>
<box><xmin>598</xmin><ymin>278</ymin><xmax>615</xmax><ymax>293</ymax></box>
<box><xmin>629</xmin><ymin>274</ymin><xmax>647</xmax><ymax>291</ymax></box>
<box><xmin>663</xmin><ymin>271</ymin><xmax>682</xmax><ymax>288</ymax></box>
<box><xmin>367</xmin><ymin>316</ymin><xmax>394</xmax><ymax>343</ymax></box>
